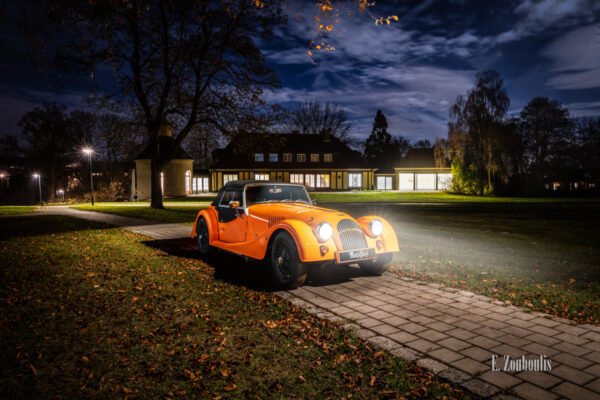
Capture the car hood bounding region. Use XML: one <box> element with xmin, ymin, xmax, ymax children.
<box><xmin>247</xmin><ymin>202</ymin><xmax>353</xmax><ymax>226</ymax></box>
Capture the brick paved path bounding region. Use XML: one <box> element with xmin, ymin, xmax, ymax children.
<box><xmin>10</xmin><ymin>206</ymin><xmax>600</xmax><ymax>400</ymax></box>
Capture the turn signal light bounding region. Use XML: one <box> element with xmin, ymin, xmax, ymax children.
<box><xmin>320</xmin><ymin>245</ymin><xmax>329</xmax><ymax>256</ymax></box>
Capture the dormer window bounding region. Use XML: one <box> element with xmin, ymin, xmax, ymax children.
<box><xmin>254</xmin><ymin>153</ymin><xmax>264</xmax><ymax>162</ymax></box>
<box><xmin>297</xmin><ymin>153</ymin><xmax>306</xmax><ymax>162</ymax></box>
<box><xmin>310</xmin><ymin>153</ymin><xmax>319</xmax><ymax>162</ymax></box>
<box><xmin>269</xmin><ymin>153</ymin><xmax>278</xmax><ymax>162</ymax></box>
<box><xmin>324</xmin><ymin>153</ymin><xmax>332</xmax><ymax>162</ymax></box>
<box><xmin>283</xmin><ymin>153</ymin><xmax>292</xmax><ymax>162</ymax></box>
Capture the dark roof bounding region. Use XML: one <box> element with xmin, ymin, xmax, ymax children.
<box><xmin>211</xmin><ymin>133</ymin><xmax>370</xmax><ymax>169</ymax></box>
<box><xmin>136</xmin><ymin>136</ymin><xmax>192</xmax><ymax>160</ymax></box>
<box><xmin>375</xmin><ymin>166</ymin><xmax>396</xmax><ymax>174</ymax></box>
<box><xmin>397</xmin><ymin>148</ymin><xmax>435</xmax><ymax>168</ymax></box>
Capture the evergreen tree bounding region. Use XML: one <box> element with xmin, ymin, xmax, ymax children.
<box><xmin>363</xmin><ymin>110</ymin><xmax>392</xmax><ymax>165</ymax></box>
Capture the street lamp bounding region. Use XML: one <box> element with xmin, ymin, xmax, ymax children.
<box><xmin>33</xmin><ymin>173</ymin><xmax>42</xmax><ymax>205</ymax></box>
<box><xmin>82</xmin><ymin>147</ymin><xmax>95</xmax><ymax>206</ymax></box>
<box><xmin>58</xmin><ymin>189</ymin><xmax>65</xmax><ymax>203</ymax></box>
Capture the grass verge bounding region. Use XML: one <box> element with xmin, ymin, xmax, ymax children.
<box><xmin>71</xmin><ymin>205</ymin><xmax>204</xmax><ymax>224</ymax></box>
<box><xmin>0</xmin><ymin>216</ymin><xmax>474</xmax><ymax>399</ymax></box>
<box><xmin>0</xmin><ymin>206</ymin><xmax>36</xmax><ymax>215</ymax></box>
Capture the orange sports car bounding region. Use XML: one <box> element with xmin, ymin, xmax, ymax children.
<box><xmin>191</xmin><ymin>180</ymin><xmax>399</xmax><ymax>288</ymax></box>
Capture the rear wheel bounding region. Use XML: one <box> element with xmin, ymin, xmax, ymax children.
<box><xmin>269</xmin><ymin>232</ymin><xmax>307</xmax><ymax>289</ymax></box>
<box><xmin>359</xmin><ymin>253</ymin><xmax>392</xmax><ymax>275</ymax></box>
<box><xmin>195</xmin><ymin>217</ymin><xmax>212</xmax><ymax>256</ymax></box>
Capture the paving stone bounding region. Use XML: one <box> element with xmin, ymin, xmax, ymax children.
<box><xmin>468</xmin><ymin>335</ymin><xmax>502</xmax><ymax>349</ymax></box>
<box><xmin>518</xmin><ymin>371</ymin><xmax>562</xmax><ymax>389</ymax></box>
<box><xmin>369</xmin><ymin>310</ymin><xmax>394</xmax><ymax>320</ymax></box>
<box><xmin>393</xmin><ymin>309</ymin><xmax>419</xmax><ymax>319</ymax></box>
<box><xmin>513</xmin><ymin>312</ymin><xmax>538</xmax><ymax>321</ymax></box>
<box><xmin>389</xmin><ymin>346</ymin><xmax>422</xmax><ymax>362</ymax></box>
<box><xmin>463</xmin><ymin>313</ymin><xmax>487</xmax><ymax>323</ymax></box>
<box><xmin>388</xmin><ymin>330</ymin><xmax>420</xmax><ymax>344</ymax></box>
<box><xmin>587</xmin><ymin>378</ymin><xmax>600</xmax><ymax>394</ymax></box>
<box><xmin>437</xmin><ymin>337</ymin><xmax>472</xmax><ymax>352</ymax></box>
<box><xmin>555</xmin><ymin>332</ymin><xmax>590</xmax><ymax>346</ymax></box>
<box><xmin>491</xmin><ymin>344</ymin><xmax>525</xmax><ymax>359</ymax></box>
<box><xmin>357</xmin><ymin>317</ymin><xmax>384</xmax><ymax>328</ymax></box>
<box><xmin>356</xmin><ymin>328</ymin><xmax>376</xmax><ymax>339</ymax></box>
<box><xmin>410</xmin><ymin>315</ymin><xmax>437</xmax><ymax>325</ymax></box>
<box><xmin>417</xmin><ymin>329</ymin><xmax>449</xmax><ymax>342</ymax></box>
<box><xmin>502</xmin><ymin>325</ymin><xmax>533</xmax><ymax>337</ymax></box>
<box><xmin>398</xmin><ymin>322</ymin><xmax>428</xmax><ymax>334</ymax></box>
<box><xmin>371</xmin><ymin>324</ymin><xmax>400</xmax><ymax>336</ymax></box>
<box><xmin>556</xmin><ymin>324</ymin><xmax>591</xmax><ymax>337</ymax></box>
<box><xmin>438</xmin><ymin>368</ymin><xmax>471</xmax><ymax>384</ymax></box>
<box><xmin>529</xmin><ymin>325</ymin><xmax>561</xmax><ymax>337</ymax></box>
<box><xmin>552</xmin><ymin>341</ymin><xmax>589</xmax><ymax>357</ymax></box>
<box><xmin>462</xmin><ymin>346</ymin><xmax>494</xmax><ymax>363</ymax></box>
<box><xmin>480</xmin><ymin>371</ymin><xmax>522</xmax><ymax>389</ymax></box>
<box><xmin>490</xmin><ymin>394</ymin><xmax>521</xmax><ymax>400</ymax></box>
<box><xmin>354</xmin><ymin>304</ymin><xmax>378</xmax><ymax>314</ymax></box>
<box><xmin>447</xmin><ymin>327</ymin><xmax>477</xmax><ymax>340</ymax></box>
<box><xmin>585</xmin><ymin>352</ymin><xmax>600</xmax><ymax>364</ymax></box>
<box><xmin>582</xmin><ymin>330</ymin><xmax>600</xmax><ymax>343</ymax></box>
<box><xmin>552</xmin><ymin>381</ymin><xmax>600</xmax><ymax>400</ymax></box>
<box><xmin>550</xmin><ymin>365</ymin><xmax>595</xmax><ymax>385</ymax></box>
<box><xmin>452</xmin><ymin>357</ymin><xmax>489</xmax><ymax>375</ymax></box>
<box><xmin>461</xmin><ymin>379</ymin><xmax>499</xmax><ymax>398</ymax></box>
<box><xmin>531</xmin><ymin>317</ymin><xmax>561</xmax><ymax>328</ymax></box>
<box><xmin>552</xmin><ymin>353</ymin><xmax>593</xmax><ymax>370</ymax></box>
<box><xmin>405</xmin><ymin>338</ymin><xmax>440</xmax><ymax>353</ymax></box>
<box><xmin>523</xmin><ymin>342</ymin><xmax>561</xmax><ymax>357</ymax></box>
<box><xmin>584</xmin><ymin>340</ymin><xmax>600</xmax><ymax>352</ymax></box>
<box><xmin>481</xmin><ymin>319</ymin><xmax>510</xmax><ymax>330</ymax></box>
<box><xmin>427</xmin><ymin>321</ymin><xmax>455</xmax><ymax>332</ymax></box>
<box><xmin>428</xmin><ymin>347</ymin><xmax>464</xmax><ymax>363</ymax></box>
<box><xmin>367</xmin><ymin>335</ymin><xmax>402</xmax><ymax>351</ymax></box>
<box><xmin>526</xmin><ymin>332</ymin><xmax>560</xmax><ymax>347</ymax></box>
<box><xmin>496</xmin><ymin>334</ymin><xmax>532</xmax><ymax>348</ymax></box>
<box><xmin>416</xmin><ymin>358</ymin><xmax>449</xmax><ymax>374</ymax></box>
<box><xmin>380</xmin><ymin>315</ymin><xmax>409</xmax><ymax>326</ymax></box>
<box><xmin>454</xmin><ymin>319</ymin><xmax>483</xmax><ymax>331</ymax></box>
<box><xmin>585</xmin><ymin>364</ymin><xmax>600</xmax><ymax>378</ymax></box>
<box><xmin>513</xmin><ymin>382</ymin><xmax>559</xmax><ymax>400</ymax></box>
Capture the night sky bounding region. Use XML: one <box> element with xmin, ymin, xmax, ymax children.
<box><xmin>1</xmin><ymin>0</ymin><xmax>599</xmax><ymax>144</ymax></box>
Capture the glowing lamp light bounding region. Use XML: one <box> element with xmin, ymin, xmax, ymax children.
<box><xmin>82</xmin><ymin>147</ymin><xmax>94</xmax><ymax>156</ymax></box>
<box><xmin>33</xmin><ymin>173</ymin><xmax>39</xmax><ymax>178</ymax></box>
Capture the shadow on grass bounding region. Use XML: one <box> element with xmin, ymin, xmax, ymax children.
<box><xmin>142</xmin><ymin>237</ymin><xmax>373</xmax><ymax>291</ymax></box>
<box><xmin>0</xmin><ymin>215</ymin><xmax>111</xmax><ymax>241</ymax></box>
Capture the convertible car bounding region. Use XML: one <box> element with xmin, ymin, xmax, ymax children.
<box><xmin>191</xmin><ymin>180</ymin><xmax>399</xmax><ymax>288</ymax></box>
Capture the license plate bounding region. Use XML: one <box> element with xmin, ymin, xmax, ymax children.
<box><xmin>337</xmin><ymin>248</ymin><xmax>376</xmax><ymax>263</ymax></box>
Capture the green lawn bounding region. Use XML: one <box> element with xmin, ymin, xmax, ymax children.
<box><xmin>311</xmin><ymin>191</ymin><xmax>600</xmax><ymax>203</ymax></box>
<box><xmin>72</xmin><ymin>205</ymin><xmax>205</xmax><ymax>224</ymax></box>
<box><xmin>0</xmin><ymin>216</ymin><xmax>472</xmax><ymax>399</ymax></box>
<box><xmin>0</xmin><ymin>206</ymin><xmax>37</xmax><ymax>215</ymax></box>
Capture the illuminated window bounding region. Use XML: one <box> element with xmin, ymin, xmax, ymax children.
<box><xmin>349</xmin><ymin>173</ymin><xmax>362</xmax><ymax>188</ymax></box>
<box><xmin>283</xmin><ymin>153</ymin><xmax>292</xmax><ymax>162</ymax></box>
<box><xmin>399</xmin><ymin>173</ymin><xmax>414</xmax><ymax>191</ymax></box>
<box><xmin>297</xmin><ymin>153</ymin><xmax>306</xmax><ymax>162</ymax></box>
<box><xmin>304</xmin><ymin>174</ymin><xmax>315</xmax><ymax>188</ymax></box>
<box><xmin>324</xmin><ymin>153</ymin><xmax>332</xmax><ymax>162</ymax></box>
<box><xmin>415</xmin><ymin>174</ymin><xmax>435</xmax><ymax>190</ymax></box>
<box><xmin>310</xmin><ymin>153</ymin><xmax>319</xmax><ymax>162</ymax></box>
<box><xmin>185</xmin><ymin>170</ymin><xmax>191</xmax><ymax>194</ymax></box>
<box><xmin>290</xmin><ymin>174</ymin><xmax>304</xmax><ymax>184</ymax></box>
<box><xmin>254</xmin><ymin>153</ymin><xmax>264</xmax><ymax>162</ymax></box>
<box><xmin>269</xmin><ymin>153</ymin><xmax>278</xmax><ymax>162</ymax></box>
<box><xmin>316</xmin><ymin>174</ymin><xmax>330</xmax><ymax>188</ymax></box>
<box><xmin>437</xmin><ymin>173</ymin><xmax>452</xmax><ymax>191</ymax></box>
<box><xmin>223</xmin><ymin>173</ymin><xmax>238</xmax><ymax>185</ymax></box>
<box><xmin>377</xmin><ymin>176</ymin><xmax>393</xmax><ymax>190</ymax></box>
<box><xmin>254</xmin><ymin>173</ymin><xmax>269</xmax><ymax>181</ymax></box>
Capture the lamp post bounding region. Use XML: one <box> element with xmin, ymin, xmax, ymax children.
<box><xmin>33</xmin><ymin>173</ymin><xmax>42</xmax><ymax>205</ymax></box>
<box><xmin>58</xmin><ymin>189</ymin><xmax>65</xmax><ymax>203</ymax></box>
<box><xmin>82</xmin><ymin>147</ymin><xmax>95</xmax><ymax>206</ymax></box>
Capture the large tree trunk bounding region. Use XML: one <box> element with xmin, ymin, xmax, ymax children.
<box><xmin>150</xmin><ymin>158</ymin><xmax>164</xmax><ymax>209</ymax></box>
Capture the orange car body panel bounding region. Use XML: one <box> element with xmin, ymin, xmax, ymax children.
<box><xmin>191</xmin><ymin>201</ymin><xmax>399</xmax><ymax>263</ymax></box>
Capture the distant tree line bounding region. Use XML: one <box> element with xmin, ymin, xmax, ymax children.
<box><xmin>435</xmin><ymin>70</ymin><xmax>600</xmax><ymax>195</ymax></box>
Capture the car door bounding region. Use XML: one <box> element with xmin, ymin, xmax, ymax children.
<box><xmin>217</xmin><ymin>189</ymin><xmax>247</xmax><ymax>242</ymax></box>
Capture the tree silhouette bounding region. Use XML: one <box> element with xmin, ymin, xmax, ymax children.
<box><xmin>286</xmin><ymin>101</ymin><xmax>351</xmax><ymax>141</ymax></box>
<box><xmin>363</xmin><ymin>110</ymin><xmax>392</xmax><ymax>165</ymax></box>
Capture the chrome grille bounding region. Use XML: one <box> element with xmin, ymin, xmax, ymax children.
<box><xmin>337</xmin><ymin>219</ymin><xmax>367</xmax><ymax>250</ymax></box>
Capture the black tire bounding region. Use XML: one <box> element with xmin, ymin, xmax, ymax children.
<box><xmin>195</xmin><ymin>217</ymin><xmax>212</xmax><ymax>256</ymax></box>
<box><xmin>269</xmin><ymin>232</ymin><xmax>307</xmax><ymax>289</ymax></box>
<box><xmin>359</xmin><ymin>253</ymin><xmax>393</xmax><ymax>275</ymax></box>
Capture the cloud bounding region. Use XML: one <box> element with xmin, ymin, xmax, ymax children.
<box><xmin>542</xmin><ymin>25</ymin><xmax>600</xmax><ymax>90</ymax></box>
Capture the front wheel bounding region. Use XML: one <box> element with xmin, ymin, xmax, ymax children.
<box><xmin>359</xmin><ymin>253</ymin><xmax>393</xmax><ymax>275</ymax></box>
<box><xmin>195</xmin><ymin>217</ymin><xmax>212</xmax><ymax>256</ymax></box>
<box><xmin>269</xmin><ymin>232</ymin><xmax>307</xmax><ymax>289</ymax></box>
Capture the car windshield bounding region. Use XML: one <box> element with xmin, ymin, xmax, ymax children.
<box><xmin>245</xmin><ymin>184</ymin><xmax>311</xmax><ymax>206</ymax></box>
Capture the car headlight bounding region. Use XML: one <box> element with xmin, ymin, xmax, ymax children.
<box><xmin>369</xmin><ymin>219</ymin><xmax>383</xmax><ymax>236</ymax></box>
<box><xmin>316</xmin><ymin>222</ymin><xmax>333</xmax><ymax>241</ymax></box>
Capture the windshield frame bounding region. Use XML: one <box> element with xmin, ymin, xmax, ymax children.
<box><xmin>243</xmin><ymin>183</ymin><xmax>312</xmax><ymax>208</ymax></box>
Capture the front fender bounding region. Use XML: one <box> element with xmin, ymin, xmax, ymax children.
<box><xmin>265</xmin><ymin>219</ymin><xmax>337</xmax><ymax>263</ymax></box>
<box><xmin>356</xmin><ymin>216</ymin><xmax>399</xmax><ymax>253</ymax></box>
<box><xmin>190</xmin><ymin>208</ymin><xmax>218</xmax><ymax>243</ymax></box>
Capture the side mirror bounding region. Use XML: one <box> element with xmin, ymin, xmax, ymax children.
<box><xmin>312</xmin><ymin>199</ymin><xmax>318</xmax><ymax>206</ymax></box>
<box><xmin>229</xmin><ymin>200</ymin><xmax>240</xmax><ymax>209</ymax></box>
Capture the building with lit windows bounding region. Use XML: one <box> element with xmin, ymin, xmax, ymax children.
<box><xmin>394</xmin><ymin>148</ymin><xmax>452</xmax><ymax>191</ymax></box>
<box><xmin>209</xmin><ymin>132</ymin><xmax>376</xmax><ymax>191</ymax></box>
